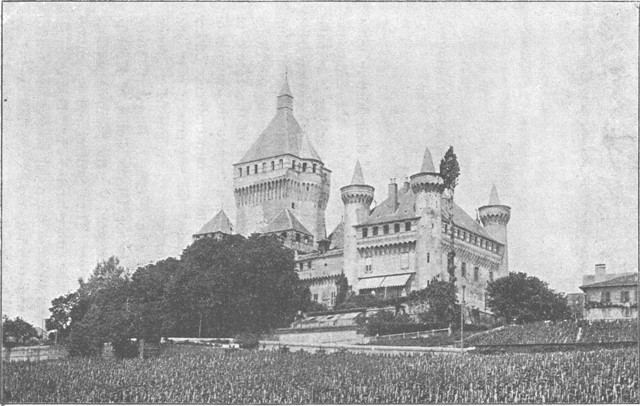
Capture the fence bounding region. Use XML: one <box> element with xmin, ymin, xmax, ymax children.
<box><xmin>373</xmin><ymin>328</ymin><xmax>450</xmax><ymax>342</ymax></box>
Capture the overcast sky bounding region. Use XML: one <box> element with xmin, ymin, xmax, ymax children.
<box><xmin>3</xmin><ymin>2</ymin><xmax>637</xmax><ymax>326</ymax></box>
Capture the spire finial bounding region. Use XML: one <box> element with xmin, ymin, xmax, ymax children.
<box><xmin>489</xmin><ymin>184</ymin><xmax>501</xmax><ymax>205</ymax></box>
<box><xmin>351</xmin><ymin>160</ymin><xmax>365</xmax><ymax>185</ymax></box>
<box><xmin>277</xmin><ymin>70</ymin><xmax>293</xmax><ymax>110</ymax></box>
<box><xmin>420</xmin><ymin>146</ymin><xmax>436</xmax><ymax>173</ymax></box>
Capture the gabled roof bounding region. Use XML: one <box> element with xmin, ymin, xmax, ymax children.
<box><xmin>195</xmin><ymin>210</ymin><xmax>234</xmax><ymax>236</ymax></box>
<box><xmin>263</xmin><ymin>209</ymin><xmax>312</xmax><ymax>236</ymax></box>
<box><xmin>580</xmin><ymin>273</ymin><xmax>638</xmax><ymax>289</ymax></box>
<box><xmin>239</xmin><ymin>79</ymin><xmax>322</xmax><ymax>164</ymax></box>
<box><xmin>359</xmin><ymin>184</ymin><xmax>499</xmax><ymax>242</ymax></box>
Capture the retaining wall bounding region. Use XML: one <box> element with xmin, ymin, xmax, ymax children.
<box><xmin>2</xmin><ymin>345</ymin><xmax>67</xmax><ymax>362</ymax></box>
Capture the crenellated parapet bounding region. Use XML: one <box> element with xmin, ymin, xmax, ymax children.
<box><xmin>478</xmin><ymin>205</ymin><xmax>511</xmax><ymax>227</ymax></box>
<box><xmin>340</xmin><ymin>184</ymin><xmax>374</xmax><ymax>205</ymax></box>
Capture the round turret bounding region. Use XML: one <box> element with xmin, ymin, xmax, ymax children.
<box><xmin>410</xmin><ymin>146</ymin><xmax>444</xmax><ymax>194</ymax></box>
<box><xmin>478</xmin><ymin>184</ymin><xmax>510</xmax><ymax>273</ymax></box>
<box><xmin>340</xmin><ymin>160</ymin><xmax>374</xmax><ymax>205</ymax></box>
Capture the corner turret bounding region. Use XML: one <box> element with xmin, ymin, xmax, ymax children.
<box><xmin>410</xmin><ymin>146</ymin><xmax>444</xmax><ymax>289</ymax></box>
<box><xmin>478</xmin><ymin>184</ymin><xmax>511</xmax><ymax>273</ymax></box>
<box><xmin>341</xmin><ymin>160</ymin><xmax>375</xmax><ymax>287</ymax></box>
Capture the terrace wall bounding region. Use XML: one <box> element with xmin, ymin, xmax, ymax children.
<box><xmin>2</xmin><ymin>345</ymin><xmax>67</xmax><ymax>362</ymax></box>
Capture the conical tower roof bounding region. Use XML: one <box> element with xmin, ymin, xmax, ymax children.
<box><xmin>421</xmin><ymin>146</ymin><xmax>436</xmax><ymax>173</ymax></box>
<box><xmin>489</xmin><ymin>184</ymin><xmax>501</xmax><ymax>205</ymax></box>
<box><xmin>351</xmin><ymin>160</ymin><xmax>365</xmax><ymax>185</ymax></box>
<box><xmin>196</xmin><ymin>209</ymin><xmax>234</xmax><ymax>235</ymax></box>
<box><xmin>239</xmin><ymin>76</ymin><xmax>321</xmax><ymax>164</ymax></box>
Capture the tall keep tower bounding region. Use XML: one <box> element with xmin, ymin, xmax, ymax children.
<box><xmin>478</xmin><ymin>184</ymin><xmax>510</xmax><ymax>273</ymax></box>
<box><xmin>410</xmin><ymin>147</ymin><xmax>444</xmax><ymax>289</ymax></box>
<box><xmin>341</xmin><ymin>161</ymin><xmax>375</xmax><ymax>287</ymax></box>
<box><xmin>233</xmin><ymin>76</ymin><xmax>331</xmax><ymax>246</ymax></box>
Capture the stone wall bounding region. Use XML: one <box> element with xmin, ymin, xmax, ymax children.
<box><xmin>2</xmin><ymin>345</ymin><xmax>67</xmax><ymax>362</ymax></box>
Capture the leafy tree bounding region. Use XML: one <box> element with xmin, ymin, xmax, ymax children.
<box><xmin>408</xmin><ymin>278</ymin><xmax>460</xmax><ymax>327</ymax></box>
<box><xmin>334</xmin><ymin>274</ymin><xmax>350</xmax><ymax>308</ymax></box>
<box><xmin>486</xmin><ymin>272</ymin><xmax>571</xmax><ymax>324</ymax></box>
<box><xmin>2</xmin><ymin>316</ymin><xmax>39</xmax><ymax>347</ymax></box>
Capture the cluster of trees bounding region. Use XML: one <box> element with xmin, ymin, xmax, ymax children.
<box><xmin>3</xmin><ymin>316</ymin><xmax>40</xmax><ymax>347</ymax></box>
<box><xmin>46</xmin><ymin>235</ymin><xmax>312</xmax><ymax>357</ymax></box>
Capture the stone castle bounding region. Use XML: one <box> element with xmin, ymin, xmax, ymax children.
<box><xmin>194</xmin><ymin>77</ymin><xmax>511</xmax><ymax>313</ymax></box>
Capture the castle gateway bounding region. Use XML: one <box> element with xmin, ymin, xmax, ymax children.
<box><xmin>195</xmin><ymin>77</ymin><xmax>511</xmax><ymax>312</ymax></box>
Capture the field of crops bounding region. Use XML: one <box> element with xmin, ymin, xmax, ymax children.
<box><xmin>3</xmin><ymin>346</ymin><xmax>637</xmax><ymax>403</ymax></box>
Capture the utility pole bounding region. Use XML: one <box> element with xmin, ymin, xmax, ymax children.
<box><xmin>198</xmin><ymin>312</ymin><xmax>203</xmax><ymax>338</ymax></box>
<box><xmin>460</xmin><ymin>285</ymin><xmax>466</xmax><ymax>351</ymax></box>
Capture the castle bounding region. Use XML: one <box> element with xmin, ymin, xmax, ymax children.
<box><xmin>194</xmin><ymin>76</ymin><xmax>511</xmax><ymax>313</ymax></box>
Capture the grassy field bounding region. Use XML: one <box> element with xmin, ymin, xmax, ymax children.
<box><xmin>3</xmin><ymin>345</ymin><xmax>637</xmax><ymax>403</ymax></box>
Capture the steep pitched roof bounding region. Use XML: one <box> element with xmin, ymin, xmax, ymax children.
<box><xmin>239</xmin><ymin>79</ymin><xmax>321</xmax><ymax>164</ymax></box>
<box><xmin>360</xmin><ymin>185</ymin><xmax>498</xmax><ymax>242</ymax></box>
<box><xmin>351</xmin><ymin>160</ymin><xmax>365</xmax><ymax>185</ymax></box>
<box><xmin>580</xmin><ymin>273</ymin><xmax>638</xmax><ymax>289</ymax></box>
<box><xmin>327</xmin><ymin>221</ymin><xmax>344</xmax><ymax>249</ymax></box>
<box><xmin>421</xmin><ymin>146</ymin><xmax>436</xmax><ymax>173</ymax></box>
<box><xmin>488</xmin><ymin>184</ymin><xmax>501</xmax><ymax>205</ymax></box>
<box><xmin>195</xmin><ymin>210</ymin><xmax>234</xmax><ymax>235</ymax></box>
<box><xmin>263</xmin><ymin>209</ymin><xmax>312</xmax><ymax>236</ymax></box>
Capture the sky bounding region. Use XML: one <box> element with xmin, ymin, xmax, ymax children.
<box><xmin>2</xmin><ymin>2</ymin><xmax>638</xmax><ymax>326</ymax></box>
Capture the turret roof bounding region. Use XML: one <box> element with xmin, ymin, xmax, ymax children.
<box><xmin>421</xmin><ymin>146</ymin><xmax>436</xmax><ymax>173</ymax></box>
<box><xmin>263</xmin><ymin>209</ymin><xmax>313</xmax><ymax>236</ymax></box>
<box><xmin>195</xmin><ymin>210</ymin><xmax>234</xmax><ymax>236</ymax></box>
<box><xmin>351</xmin><ymin>160</ymin><xmax>365</xmax><ymax>185</ymax></box>
<box><xmin>239</xmin><ymin>78</ymin><xmax>322</xmax><ymax>164</ymax></box>
<box><xmin>488</xmin><ymin>184</ymin><xmax>501</xmax><ymax>205</ymax></box>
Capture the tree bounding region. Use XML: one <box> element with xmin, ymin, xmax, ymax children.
<box><xmin>3</xmin><ymin>316</ymin><xmax>39</xmax><ymax>347</ymax></box>
<box><xmin>46</xmin><ymin>292</ymin><xmax>79</xmax><ymax>341</ymax></box>
<box><xmin>408</xmin><ymin>278</ymin><xmax>460</xmax><ymax>327</ymax></box>
<box><xmin>171</xmin><ymin>234</ymin><xmax>303</xmax><ymax>337</ymax></box>
<box><xmin>334</xmin><ymin>274</ymin><xmax>350</xmax><ymax>308</ymax></box>
<box><xmin>486</xmin><ymin>272</ymin><xmax>571</xmax><ymax>324</ymax></box>
<box><xmin>440</xmin><ymin>147</ymin><xmax>460</xmax><ymax>283</ymax></box>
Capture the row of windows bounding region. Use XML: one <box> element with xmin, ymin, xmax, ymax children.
<box><xmin>362</xmin><ymin>252</ymin><xmax>429</xmax><ymax>274</ymax></box>
<box><xmin>361</xmin><ymin>222</ymin><xmax>412</xmax><ymax>238</ymax></box>
<box><xmin>443</xmin><ymin>224</ymin><xmax>498</xmax><ymax>253</ymax></box>
<box><xmin>457</xmin><ymin>262</ymin><xmax>493</xmax><ymax>282</ymax></box>
<box><xmin>238</xmin><ymin>159</ymin><xmax>319</xmax><ymax>177</ymax></box>
<box><xmin>311</xmin><ymin>291</ymin><xmax>337</xmax><ymax>306</ymax></box>
<box><xmin>601</xmin><ymin>291</ymin><xmax>633</xmax><ymax>303</ymax></box>
<box><xmin>280</xmin><ymin>231</ymin><xmax>313</xmax><ymax>245</ymax></box>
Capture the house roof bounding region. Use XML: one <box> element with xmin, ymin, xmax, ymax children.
<box><xmin>359</xmin><ymin>184</ymin><xmax>498</xmax><ymax>242</ymax></box>
<box><xmin>580</xmin><ymin>273</ymin><xmax>638</xmax><ymax>289</ymax></box>
<box><xmin>239</xmin><ymin>79</ymin><xmax>322</xmax><ymax>164</ymax></box>
<box><xmin>263</xmin><ymin>209</ymin><xmax>312</xmax><ymax>236</ymax></box>
<box><xmin>195</xmin><ymin>210</ymin><xmax>234</xmax><ymax>236</ymax></box>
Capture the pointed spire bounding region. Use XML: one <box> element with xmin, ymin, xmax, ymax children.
<box><xmin>278</xmin><ymin>69</ymin><xmax>292</xmax><ymax>97</ymax></box>
<box><xmin>420</xmin><ymin>146</ymin><xmax>436</xmax><ymax>173</ymax></box>
<box><xmin>489</xmin><ymin>184</ymin><xmax>501</xmax><ymax>205</ymax></box>
<box><xmin>351</xmin><ymin>160</ymin><xmax>365</xmax><ymax>185</ymax></box>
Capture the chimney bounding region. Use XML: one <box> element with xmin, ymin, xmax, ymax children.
<box><xmin>403</xmin><ymin>176</ymin><xmax>410</xmax><ymax>190</ymax></box>
<box><xmin>595</xmin><ymin>264</ymin><xmax>606</xmax><ymax>275</ymax></box>
<box><xmin>388</xmin><ymin>178</ymin><xmax>398</xmax><ymax>210</ymax></box>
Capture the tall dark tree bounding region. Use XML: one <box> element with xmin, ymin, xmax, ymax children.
<box><xmin>486</xmin><ymin>272</ymin><xmax>571</xmax><ymax>324</ymax></box>
<box><xmin>440</xmin><ymin>146</ymin><xmax>460</xmax><ymax>283</ymax></box>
